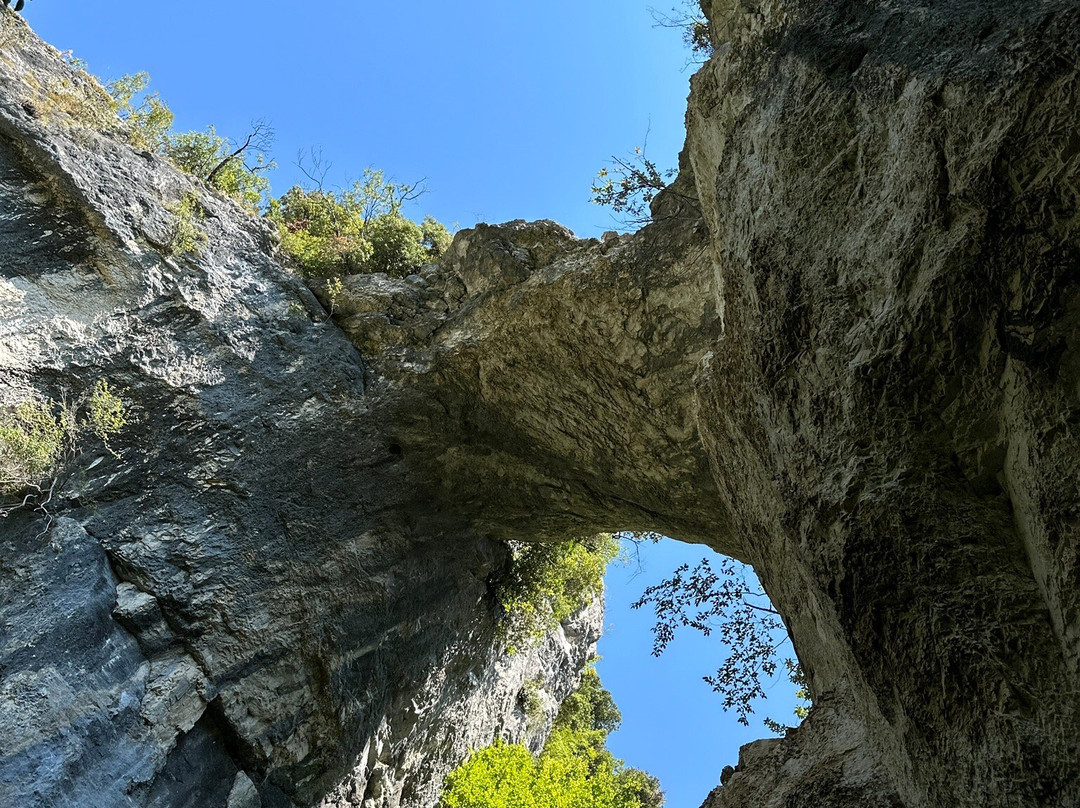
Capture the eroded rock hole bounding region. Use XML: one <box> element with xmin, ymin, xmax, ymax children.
<box><xmin>595</xmin><ymin>535</ymin><xmax>808</xmax><ymax>806</ymax></box>
<box><xmin>453</xmin><ymin>534</ymin><xmax>806</xmax><ymax>808</ymax></box>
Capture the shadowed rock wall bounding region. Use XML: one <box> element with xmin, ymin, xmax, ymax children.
<box><xmin>681</xmin><ymin>1</ymin><xmax>1079</xmax><ymax>805</ymax></box>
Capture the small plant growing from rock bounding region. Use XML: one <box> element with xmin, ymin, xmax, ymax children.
<box><xmin>325</xmin><ymin>276</ymin><xmax>344</xmax><ymax>318</ymax></box>
<box><xmin>88</xmin><ymin>380</ymin><xmax>126</xmax><ymax>456</ymax></box>
<box><xmin>0</xmin><ymin>400</ymin><xmax>68</xmax><ymax>498</ymax></box>
<box><xmin>520</xmin><ymin>679</ymin><xmax>545</xmax><ymax>728</ymax></box>
<box><xmin>763</xmin><ymin>659</ymin><xmax>811</xmax><ymax>734</ymax></box>
<box><xmin>591</xmin><ymin>144</ymin><xmax>675</xmax><ymax>227</ymax></box>
<box><xmin>0</xmin><ymin>379</ymin><xmax>126</xmax><ymax>530</ymax></box>
<box><xmin>165</xmin><ymin>192</ymin><xmax>207</xmax><ymax>256</ymax></box>
<box><xmin>649</xmin><ymin>2</ymin><xmax>714</xmax><ymax>60</ymax></box>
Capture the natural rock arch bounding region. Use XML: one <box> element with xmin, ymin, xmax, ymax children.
<box><xmin>0</xmin><ymin>2</ymin><xmax>1078</xmax><ymax>807</ymax></box>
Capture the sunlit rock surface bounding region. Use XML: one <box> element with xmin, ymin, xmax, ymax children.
<box><xmin>0</xmin><ymin>15</ymin><xmax>598</xmax><ymax>808</ymax></box>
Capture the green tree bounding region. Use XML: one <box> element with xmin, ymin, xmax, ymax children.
<box><xmin>267</xmin><ymin>186</ymin><xmax>371</xmax><ymax>276</ymax></box>
<box><xmin>441</xmin><ymin>742</ymin><xmax>537</xmax><ymax>808</ymax></box>
<box><xmin>497</xmin><ymin>535</ymin><xmax>619</xmax><ymax>650</ymax></box>
<box><xmin>107</xmin><ymin>72</ymin><xmax>174</xmax><ymax>152</ymax></box>
<box><xmin>441</xmin><ymin>665</ymin><xmax>663</xmax><ymax>808</ymax></box>
<box><xmin>364</xmin><ymin>213</ymin><xmax>428</xmax><ymax>275</ymax></box>
<box><xmin>267</xmin><ymin>170</ymin><xmax>452</xmax><ymax>279</ymax></box>
<box><xmin>553</xmin><ymin>666</ymin><xmax>621</xmax><ymax>736</ymax></box>
<box><xmin>422</xmin><ymin>215</ymin><xmax>453</xmax><ymax>256</ymax></box>
<box><xmin>165</xmin><ymin>125</ymin><xmax>273</xmax><ymax>211</ymax></box>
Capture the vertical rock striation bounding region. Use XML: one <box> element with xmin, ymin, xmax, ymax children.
<box><xmin>680</xmin><ymin>1</ymin><xmax>1080</xmax><ymax>805</ymax></box>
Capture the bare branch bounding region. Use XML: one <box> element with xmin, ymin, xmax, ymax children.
<box><xmin>206</xmin><ymin>120</ymin><xmax>274</xmax><ymax>184</ymax></box>
<box><xmin>295</xmin><ymin>146</ymin><xmax>333</xmax><ymax>191</ymax></box>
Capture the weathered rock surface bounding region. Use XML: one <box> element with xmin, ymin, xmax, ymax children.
<box><xmin>2</xmin><ymin>0</ymin><xmax>1079</xmax><ymax>804</ymax></box>
<box><xmin>681</xmin><ymin>0</ymin><xmax>1080</xmax><ymax>805</ymax></box>
<box><xmin>699</xmin><ymin>693</ymin><xmax>902</xmax><ymax>808</ymax></box>
<box><xmin>0</xmin><ymin>15</ymin><xmax>598</xmax><ymax>808</ymax></box>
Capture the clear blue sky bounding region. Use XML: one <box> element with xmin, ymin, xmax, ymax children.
<box><xmin>26</xmin><ymin>3</ymin><xmax>798</xmax><ymax>806</ymax></box>
<box><xmin>600</xmin><ymin>540</ymin><xmax>800</xmax><ymax>808</ymax></box>
<box><xmin>30</xmin><ymin>0</ymin><xmax>692</xmax><ymax>236</ymax></box>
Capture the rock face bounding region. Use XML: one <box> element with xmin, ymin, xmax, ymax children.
<box><xmin>0</xmin><ymin>15</ymin><xmax>598</xmax><ymax>808</ymax></box>
<box><xmin>681</xmin><ymin>1</ymin><xmax>1080</xmax><ymax>805</ymax></box>
<box><xmin>1</xmin><ymin>0</ymin><xmax>1079</xmax><ymax>805</ymax></box>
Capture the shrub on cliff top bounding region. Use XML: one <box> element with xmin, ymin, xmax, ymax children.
<box><xmin>107</xmin><ymin>72</ymin><xmax>272</xmax><ymax>211</ymax></box>
<box><xmin>266</xmin><ymin>171</ymin><xmax>451</xmax><ymax>279</ymax></box>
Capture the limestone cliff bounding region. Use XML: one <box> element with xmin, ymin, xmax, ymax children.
<box><xmin>683</xmin><ymin>0</ymin><xmax>1080</xmax><ymax>804</ymax></box>
<box><xmin>0</xmin><ymin>16</ymin><xmax>599</xmax><ymax>808</ymax></box>
<box><xmin>2</xmin><ymin>0</ymin><xmax>1079</xmax><ymax>805</ymax></box>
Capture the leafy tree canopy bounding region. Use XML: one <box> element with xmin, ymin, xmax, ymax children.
<box><xmin>91</xmin><ymin>67</ymin><xmax>451</xmax><ymax>281</ymax></box>
<box><xmin>632</xmin><ymin>555</ymin><xmax>812</xmax><ymax>731</ymax></box>
<box><xmin>266</xmin><ymin>171</ymin><xmax>452</xmax><ymax>279</ymax></box>
<box><xmin>441</xmin><ymin>663</ymin><xmax>662</xmax><ymax>808</ymax></box>
<box><xmin>497</xmin><ymin>534</ymin><xmax>619</xmax><ymax>651</ymax></box>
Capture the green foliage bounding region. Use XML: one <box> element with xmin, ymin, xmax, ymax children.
<box><xmin>0</xmin><ymin>400</ymin><xmax>67</xmax><ymax>496</ymax></box>
<box><xmin>552</xmin><ymin>665</ymin><xmax>621</xmax><ymax>736</ymax></box>
<box><xmin>107</xmin><ymin>72</ymin><xmax>174</xmax><ymax>152</ymax></box>
<box><xmin>441</xmin><ymin>741</ymin><xmax>536</xmax><ymax>808</ymax></box>
<box><xmin>633</xmin><ymin>556</ymin><xmax>812</xmax><ymax>728</ymax></box>
<box><xmin>166</xmin><ymin>193</ymin><xmax>207</xmax><ymax>256</ymax></box>
<box><xmin>422</xmin><ymin>215</ymin><xmax>453</xmax><ymax>256</ymax></box>
<box><xmin>0</xmin><ymin>381</ymin><xmax>126</xmax><ymax>504</ymax></box>
<box><xmin>441</xmin><ymin>665</ymin><xmax>663</xmax><ymax>808</ymax></box>
<box><xmin>521</xmin><ymin>680</ymin><xmax>546</xmax><ymax>726</ymax></box>
<box><xmin>268</xmin><ymin>186</ymin><xmax>370</xmax><ymax>277</ymax></box>
<box><xmin>165</xmin><ymin>126</ymin><xmax>272</xmax><ymax>211</ymax></box>
<box><xmin>325</xmin><ymin>276</ymin><xmax>345</xmax><ymax>317</ymax></box>
<box><xmin>498</xmin><ymin>535</ymin><xmax>619</xmax><ymax>650</ymax></box>
<box><xmin>106</xmin><ymin>73</ymin><xmax>272</xmax><ymax>211</ymax></box>
<box><xmin>267</xmin><ymin>171</ymin><xmax>452</xmax><ymax>279</ymax></box>
<box><xmin>650</xmin><ymin>3</ymin><xmax>713</xmax><ymax>59</ymax></box>
<box><xmin>365</xmin><ymin>212</ymin><xmax>428</xmax><ymax>275</ymax></box>
<box><xmin>591</xmin><ymin>147</ymin><xmax>675</xmax><ymax>226</ymax></box>
<box><xmin>763</xmin><ymin>660</ymin><xmax>812</xmax><ymax>734</ymax></box>
<box><xmin>87</xmin><ymin>380</ymin><xmax>126</xmax><ymax>454</ymax></box>
<box><xmin>685</xmin><ymin>17</ymin><xmax>713</xmax><ymax>55</ymax></box>
<box><xmin>60</xmin><ymin>50</ymin><xmax>89</xmax><ymax>73</ymax></box>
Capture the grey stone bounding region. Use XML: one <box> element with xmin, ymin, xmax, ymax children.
<box><xmin>227</xmin><ymin>772</ymin><xmax>262</xmax><ymax>808</ymax></box>
<box><xmin>1</xmin><ymin>2</ymin><xmax>1079</xmax><ymax>807</ymax></box>
<box><xmin>0</xmin><ymin>15</ymin><xmax>598</xmax><ymax>808</ymax></box>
